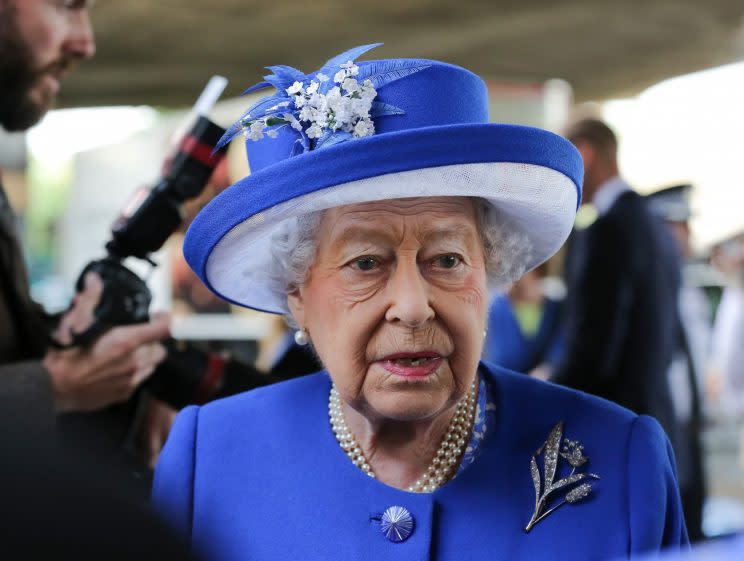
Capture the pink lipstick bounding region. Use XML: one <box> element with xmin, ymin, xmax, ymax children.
<box><xmin>376</xmin><ymin>352</ymin><xmax>443</xmax><ymax>378</ymax></box>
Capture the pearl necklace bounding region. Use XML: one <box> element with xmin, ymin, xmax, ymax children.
<box><xmin>328</xmin><ymin>380</ymin><xmax>477</xmax><ymax>493</ymax></box>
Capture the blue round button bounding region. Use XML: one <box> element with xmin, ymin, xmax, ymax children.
<box><xmin>380</xmin><ymin>505</ymin><xmax>415</xmax><ymax>543</ymax></box>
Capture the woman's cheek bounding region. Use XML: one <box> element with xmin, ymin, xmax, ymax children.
<box><xmin>453</xmin><ymin>269</ymin><xmax>489</xmax><ymax>309</ymax></box>
<box><xmin>456</xmin><ymin>285</ymin><xmax>488</xmax><ymax>312</ymax></box>
<box><xmin>337</xmin><ymin>273</ymin><xmax>387</xmax><ymax>304</ymax></box>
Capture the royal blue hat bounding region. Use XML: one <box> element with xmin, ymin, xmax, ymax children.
<box><xmin>184</xmin><ymin>44</ymin><xmax>583</xmax><ymax>313</ymax></box>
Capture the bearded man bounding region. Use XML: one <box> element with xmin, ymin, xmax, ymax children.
<box><xmin>0</xmin><ymin>0</ymin><xmax>169</xmax><ymax>438</ymax></box>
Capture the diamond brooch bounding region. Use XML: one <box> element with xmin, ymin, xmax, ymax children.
<box><xmin>524</xmin><ymin>421</ymin><xmax>600</xmax><ymax>533</ymax></box>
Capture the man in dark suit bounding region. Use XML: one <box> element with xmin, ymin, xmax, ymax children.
<box><xmin>552</xmin><ymin>119</ymin><xmax>682</xmax><ymax>466</ymax></box>
<box><xmin>646</xmin><ymin>184</ymin><xmax>708</xmax><ymax>541</ymax></box>
<box><xmin>0</xmin><ymin>0</ymin><xmax>169</xmax><ymax>438</ymax></box>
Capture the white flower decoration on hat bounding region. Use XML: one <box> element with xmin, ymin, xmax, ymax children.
<box><xmin>214</xmin><ymin>43</ymin><xmax>431</xmax><ymax>156</ymax></box>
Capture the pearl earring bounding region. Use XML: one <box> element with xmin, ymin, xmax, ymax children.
<box><xmin>294</xmin><ymin>328</ymin><xmax>310</xmax><ymax>346</ymax></box>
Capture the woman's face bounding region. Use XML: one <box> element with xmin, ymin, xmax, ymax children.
<box><xmin>288</xmin><ymin>197</ymin><xmax>489</xmax><ymax>423</ymax></box>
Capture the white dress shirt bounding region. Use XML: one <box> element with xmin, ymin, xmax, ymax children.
<box><xmin>592</xmin><ymin>175</ymin><xmax>631</xmax><ymax>216</ymax></box>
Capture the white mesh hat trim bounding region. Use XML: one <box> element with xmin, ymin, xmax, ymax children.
<box><xmin>206</xmin><ymin>162</ymin><xmax>577</xmax><ymax>313</ymax></box>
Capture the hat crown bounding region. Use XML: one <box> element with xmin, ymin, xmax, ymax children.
<box><xmin>246</xmin><ymin>59</ymin><xmax>489</xmax><ymax>173</ymax></box>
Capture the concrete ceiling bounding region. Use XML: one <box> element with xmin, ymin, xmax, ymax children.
<box><xmin>58</xmin><ymin>0</ymin><xmax>744</xmax><ymax>109</ymax></box>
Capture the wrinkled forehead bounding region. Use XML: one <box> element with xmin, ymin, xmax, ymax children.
<box><xmin>319</xmin><ymin>197</ymin><xmax>480</xmax><ymax>247</ymax></box>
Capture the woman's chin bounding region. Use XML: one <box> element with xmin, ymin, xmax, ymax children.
<box><xmin>367</xmin><ymin>391</ymin><xmax>451</xmax><ymax>423</ymax></box>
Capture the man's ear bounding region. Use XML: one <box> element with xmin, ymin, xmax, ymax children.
<box><xmin>287</xmin><ymin>288</ymin><xmax>306</xmax><ymax>328</ymax></box>
<box><xmin>575</xmin><ymin>141</ymin><xmax>596</xmax><ymax>171</ymax></box>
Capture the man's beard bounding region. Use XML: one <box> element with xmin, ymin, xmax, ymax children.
<box><xmin>0</xmin><ymin>5</ymin><xmax>57</xmax><ymax>131</ymax></box>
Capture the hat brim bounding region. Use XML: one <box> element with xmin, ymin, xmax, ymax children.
<box><xmin>185</xmin><ymin>123</ymin><xmax>583</xmax><ymax>313</ymax></box>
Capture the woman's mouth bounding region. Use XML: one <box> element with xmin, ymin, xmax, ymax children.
<box><xmin>376</xmin><ymin>352</ymin><xmax>444</xmax><ymax>378</ymax></box>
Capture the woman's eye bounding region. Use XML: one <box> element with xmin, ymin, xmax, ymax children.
<box><xmin>433</xmin><ymin>254</ymin><xmax>461</xmax><ymax>269</ymax></box>
<box><xmin>351</xmin><ymin>257</ymin><xmax>379</xmax><ymax>271</ymax></box>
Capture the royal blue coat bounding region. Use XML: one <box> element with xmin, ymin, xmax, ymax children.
<box><xmin>152</xmin><ymin>362</ymin><xmax>688</xmax><ymax>560</ymax></box>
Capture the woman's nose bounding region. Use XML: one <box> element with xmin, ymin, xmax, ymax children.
<box><xmin>384</xmin><ymin>260</ymin><xmax>435</xmax><ymax>328</ymax></box>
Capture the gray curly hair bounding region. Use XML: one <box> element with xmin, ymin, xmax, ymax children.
<box><xmin>271</xmin><ymin>197</ymin><xmax>533</xmax><ymax>323</ymax></box>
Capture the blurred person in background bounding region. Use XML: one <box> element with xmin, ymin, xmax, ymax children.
<box><xmin>708</xmin><ymin>233</ymin><xmax>744</xmax><ymax>424</ymax></box>
<box><xmin>483</xmin><ymin>262</ymin><xmax>565</xmax><ymax>378</ymax></box>
<box><xmin>551</xmin><ymin>118</ymin><xmax>683</xmax><ymax>493</ymax></box>
<box><xmin>646</xmin><ymin>184</ymin><xmax>708</xmax><ymax>542</ymax></box>
<box><xmin>709</xmin><ymin>234</ymin><xmax>744</xmax><ymax>411</ymax></box>
<box><xmin>0</xmin><ymin>2</ymin><xmax>195</xmax><ymax>555</ymax></box>
<box><xmin>0</xmin><ymin>0</ymin><xmax>169</xmax><ymax>439</ymax></box>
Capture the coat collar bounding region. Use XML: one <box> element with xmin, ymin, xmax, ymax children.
<box><xmin>592</xmin><ymin>175</ymin><xmax>631</xmax><ymax>216</ymax></box>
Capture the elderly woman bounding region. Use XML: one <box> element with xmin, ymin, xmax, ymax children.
<box><xmin>152</xmin><ymin>45</ymin><xmax>688</xmax><ymax>561</ymax></box>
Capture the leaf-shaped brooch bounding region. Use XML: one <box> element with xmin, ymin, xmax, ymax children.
<box><xmin>524</xmin><ymin>421</ymin><xmax>600</xmax><ymax>533</ymax></box>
